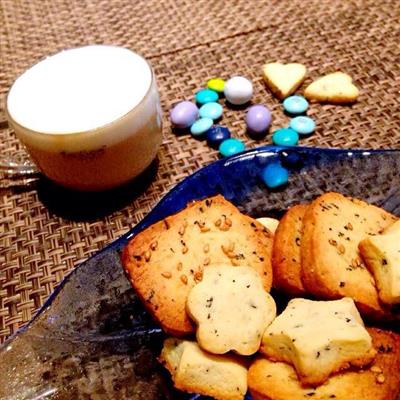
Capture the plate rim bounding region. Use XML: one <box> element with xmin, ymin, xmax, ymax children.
<box><xmin>2</xmin><ymin>144</ymin><xmax>399</xmax><ymax>347</ymax></box>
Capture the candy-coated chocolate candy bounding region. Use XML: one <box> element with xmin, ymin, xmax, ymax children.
<box><xmin>190</xmin><ymin>117</ymin><xmax>213</xmax><ymax>136</ymax></box>
<box><xmin>246</xmin><ymin>105</ymin><xmax>271</xmax><ymax>134</ymax></box>
<box><xmin>199</xmin><ymin>102</ymin><xmax>223</xmax><ymax>120</ymax></box>
<box><xmin>207</xmin><ymin>78</ymin><xmax>225</xmax><ymax>93</ymax></box>
<box><xmin>224</xmin><ymin>76</ymin><xmax>253</xmax><ymax>105</ymax></box>
<box><xmin>261</xmin><ymin>162</ymin><xmax>289</xmax><ymax>188</ymax></box>
<box><xmin>289</xmin><ymin>116</ymin><xmax>316</xmax><ymax>135</ymax></box>
<box><xmin>206</xmin><ymin>126</ymin><xmax>231</xmax><ymax>149</ymax></box>
<box><xmin>219</xmin><ymin>138</ymin><xmax>245</xmax><ymax>157</ymax></box>
<box><xmin>272</xmin><ymin>128</ymin><xmax>299</xmax><ymax>146</ymax></box>
<box><xmin>283</xmin><ymin>95</ymin><xmax>309</xmax><ymax>115</ymax></box>
<box><xmin>195</xmin><ymin>89</ymin><xmax>219</xmax><ymax>105</ymax></box>
<box><xmin>170</xmin><ymin>101</ymin><xmax>199</xmax><ymax>128</ymax></box>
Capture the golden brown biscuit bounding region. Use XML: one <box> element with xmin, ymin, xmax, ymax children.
<box><xmin>359</xmin><ymin>230</ymin><xmax>400</xmax><ymax>305</ymax></box>
<box><xmin>261</xmin><ymin>298</ymin><xmax>376</xmax><ymax>386</ymax></box>
<box><xmin>249</xmin><ymin>328</ymin><xmax>400</xmax><ymax>400</ymax></box>
<box><xmin>272</xmin><ymin>204</ymin><xmax>308</xmax><ymax>296</ymax></box>
<box><xmin>304</xmin><ymin>72</ymin><xmax>359</xmax><ymax>104</ymax></box>
<box><xmin>262</xmin><ymin>63</ymin><xmax>307</xmax><ymax>100</ymax></box>
<box><xmin>301</xmin><ymin>192</ymin><xmax>397</xmax><ymax>320</ymax></box>
<box><xmin>122</xmin><ymin>195</ymin><xmax>274</xmax><ymax>336</ymax></box>
<box><xmin>159</xmin><ymin>338</ymin><xmax>248</xmax><ymax>400</ymax></box>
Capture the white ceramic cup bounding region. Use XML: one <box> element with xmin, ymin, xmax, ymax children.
<box><xmin>6</xmin><ymin>45</ymin><xmax>162</xmax><ymax>191</ymax></box>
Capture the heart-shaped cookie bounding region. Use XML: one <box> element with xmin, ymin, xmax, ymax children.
<box><xmin>262</xmin><ymin>63</ymin><xmax>307</xmax><ymax>100</ymax></box>
<box><xmin>304</xmin><ymin>72</ymin><xmax>359</xmax><ymax>104</ymax></box>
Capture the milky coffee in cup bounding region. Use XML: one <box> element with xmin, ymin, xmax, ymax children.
<box><xmin>6</xmin><ymin>45</ymin><xmax>162</xmax><ymax>191</ymax></box>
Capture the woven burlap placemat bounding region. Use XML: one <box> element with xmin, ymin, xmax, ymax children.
<box><xmin>0</xmin><ymin>0</ymin><xmax>399</xmax><ymax>342</ymax></box>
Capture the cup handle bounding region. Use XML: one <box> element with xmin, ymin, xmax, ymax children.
<box><xmin>0</xmin><ymin>118</ymin><xmax>39</xmax><ymax>188</ymax></box>
<box><xmin>0</xmin><ymin>155</ymin><xmax>38</xmax><ymax>174</ymax></box>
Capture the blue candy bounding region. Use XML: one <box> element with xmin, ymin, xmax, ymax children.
<box><xmin>190</xmin><ymin>117</ymin><xmax>213</xmax><ymax>136</ymax></box>
<box><xmin>261</xmin><ymin>162</ymin><xmax>289</xmax><ymax>188</ymax></box>
<box><xmin>272</xmin><ymin>128</ymin><xmax>299</xmax><ymax>146</ymax></box>
<box><xmin>199</xmin><ymin>102</ymin><xmax>223</xmax><ymax>120</ymax></box>
<box><xmin>195</xmin><ymin>89</ymin><xmax>219</xmax><ymax>105</ymax></box>
<box><xmin>289</xmin><ymin>116</ymin><xmax>316</xmax><ymax>135</ymax></box>
<box><xmin>206</xmin><ymin>126</ymin><xmax>231</xmax><ymax>148</ymax></box>
<box><xmin>283</xmin><ymin>95</ymin><xmax>309</xmax><ymax>115</ymax></box>
<box><xmin>219</xmin><ymin>138</ymin><xmax>245</xmax><ymax>157</ymax></box>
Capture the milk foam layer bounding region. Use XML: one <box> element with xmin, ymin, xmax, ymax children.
<box><xmin>7</xmin><ymin>45</ymin><xmax>152</xmax><ymax>134</ymax></box>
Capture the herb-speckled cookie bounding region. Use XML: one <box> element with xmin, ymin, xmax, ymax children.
<box><xmin>159</xmin><ymin>338</ymin><xmax>248</xmax><ymax>400</ymax></box>
<box><xmin>272</xmin><ymin>204</ymin><xmax>308</xmax><ymax>296</ymax></box>
<box><xmin>359</xmin><ymin>227</ymin><xmax>400</xmax><ymax>305</ymax></box>
<box><xmin>122</xmin><ymin>195</ymin><xmax>274</xmax><ymax>336</ymax></box>
<box><xmin>249</xmin><ymin>328</ymin><xmax>400</xmax><ymax>400</ymax></box>
<box><xmin>187</xmin><ymin>265</ymin><xmax>276</xmax><ymax>355</ymax></box>
<box><xmin>301</xmin><ymin>192</ymin><xmax>397</xmax><ymax>320</ymax></box>
<box><xmin>260</xmin><ymin>298</ymin><xmax>376</xmax><ymax>386</ymax></box>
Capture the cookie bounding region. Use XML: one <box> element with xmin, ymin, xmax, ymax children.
<box><xmin>359</xmin><ymin>229</ymin><xmax>400</xmax><ymax>304</ymax></box>
<box><xmin>262</xmin><ymin>62</ymin><xmax>307</xmax><ymax>100</ymax></box>
<box><xmin>304</xmin><ymin>72</ymin><xmax>359</xmax><ymax>104</ymax></box>
<box><xmin>187</xmin><ymin>265</ymin><xmax>276</xmax><ymax>355</ymax></box>
<box><xmin>382</xmin><ymin>219</ymin><xmax>400</xmax><ymax>235</ymax></box>
<box><xmin>249</xmin><ymin>328</ymin><xmax>400</xmax><ymax>400</ymax></box>
<box><xmin>256</xmin><ymin>217</ymin><xmax>279</xmax><ymax>235</ymax></box>
<box><xmin>272</xmin><ymin>204</ymin><xmax>308</xmax><ymax>296</ymax></box>
<box><xmin>261</xmin><ymin>297</ymin><xmax>376</xmax><ymax>386</ymax></box>
<box><xmin>122</xmin><ymin>195</ymin><xmax>274</xmax><ymax>336</ymax></box>
<box><xmin>300</xmin><ymin>192</ymin><xmax>397</xmax><ymax>320</ymax></box>
<box><xmin>159</xmin><ymin>338</ymin><xmax>248</xmax><ymax>400</ymax></box>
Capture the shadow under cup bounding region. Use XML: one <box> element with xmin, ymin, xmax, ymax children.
<box><xmin>6</xmin><ymin>66</ymin><xmax>163</xmax><ymax>192</ymax></box>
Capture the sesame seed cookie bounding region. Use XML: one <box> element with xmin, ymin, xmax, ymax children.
<box><xmin>122</xmin><ymin>195</ymin><xmax>274</xmax><ymax>336</ymax></box>
<box><xmin>301</xmin><ymin>192</ymin><xmax>397</xmax><ymax>320</ymax></box>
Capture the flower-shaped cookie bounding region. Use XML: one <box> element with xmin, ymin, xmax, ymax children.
<box><xmin>187</xmin><ymin>265</ymin><xmax>276</xmax><ymax>355</ymax></box>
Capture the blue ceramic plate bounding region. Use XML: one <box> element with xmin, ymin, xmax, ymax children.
<box><xmin>1</xmin><ymin>146</ymin><xmax>400</xmax><ymax>400</ymax></box>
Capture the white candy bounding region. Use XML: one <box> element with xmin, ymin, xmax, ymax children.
<box><xmin>224</xmin><ymin>76</ymin><xmax>253</xmax><ymax>105</ymax></box>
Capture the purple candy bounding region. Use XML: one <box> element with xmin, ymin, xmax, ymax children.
<box><xmin>170</xmin><ymin>101</ymin><xmax>199</xmax><ymax>129</ymax></box>
<box><xmin>246</xmin><ymin>105</ymin><xmax>272</xmax><ymax>134</ymax></box>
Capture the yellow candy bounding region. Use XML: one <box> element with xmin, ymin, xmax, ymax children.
<box><xmin>207</xmin><ymin>78</ymin><xmax>225</xmax><ymax>93</ymax></box>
